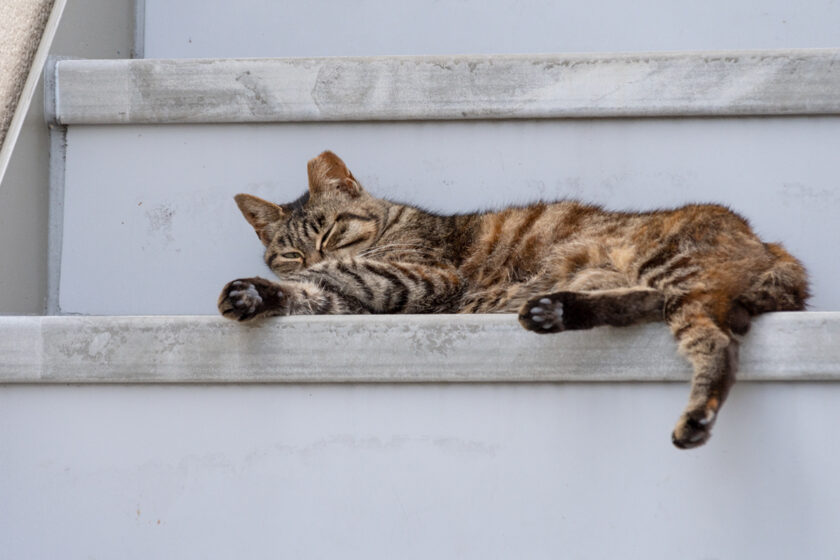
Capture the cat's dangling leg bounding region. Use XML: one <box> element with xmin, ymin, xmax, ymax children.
<box><xmin>518</xmin><ymin>287</ymin><xmax>664</xmax><ymax>333</ymax></box>
<box><xmin>665</xmin><ymin>294</ymin><xmax>738</xmax><ymax>449</ymax></box>
<box><xmin>518</xmin><ymin>285</ymin><xmax>739</xmax><ymax>448</ymax></box>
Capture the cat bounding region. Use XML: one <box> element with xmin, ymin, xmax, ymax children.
<box><xmin>219</xmin><ymin>151</ymin><xmax>808</xmax><ymax>449</ymax></box>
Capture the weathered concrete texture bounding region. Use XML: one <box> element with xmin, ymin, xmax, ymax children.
<box><xmin>1</xmin><ymin>312</ymin><xmax>837</xmax><ymax>383</ymax></box>
<box><xmin>0</xmin><ymin>0</ymin><xmax>53</xmax><ymax>156</ymax></box>
<box><xmin>50</xmin><ymin>49</ymin><xmax>840</xmax><ymax>124</ymax></box>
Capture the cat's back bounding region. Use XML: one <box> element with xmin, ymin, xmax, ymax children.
<box><xmin>457</xmin><ymin>199</ymin><xmax>772</xmax><ymax>288</ymax></box>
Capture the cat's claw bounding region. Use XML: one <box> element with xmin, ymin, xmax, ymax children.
<box><xmin>228</xmin><ymin>281</ymin><xmax>263</xmax><ymax>315</ymax></box>
<box><xmin>519</xmin><ymin>293</ymin><xmax>566</xmax><ymax>333</ymax></box>
<box><xmin>218</xmin><ymin>277</ymin><xmax>284</xmax><ymax>321</ymax></box>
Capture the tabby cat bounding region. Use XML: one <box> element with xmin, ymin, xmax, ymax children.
<box><xmin>219</xmin><ymin>151</ymin><xmax>808</xmax><ymax>449</ymax></box>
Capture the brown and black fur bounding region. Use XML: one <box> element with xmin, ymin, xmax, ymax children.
<box><xmin>219</xmin><ymin>151</ymin><xmax>809</xmax><ymax>449</ymax></box>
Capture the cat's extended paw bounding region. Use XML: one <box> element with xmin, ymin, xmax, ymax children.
<box><xmin>519</xmin><ymin>293</ymin><xmax>566</xmax><ymax>333</ymax></box>
<box><xmin>218</xmin><ymin>277</ymin><xmax>285</xmax><ymax>321</ymax></box>
<box><xmin>671</xmin><ymin>403</ymin><xmax>718</xmax><ymax>449</ymax></box>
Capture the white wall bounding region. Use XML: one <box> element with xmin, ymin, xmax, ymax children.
<box><xmin>60</xmin><ymin>118</ymin><xmax>840</xmax><ymax>314</ymax></box>
<box><xmin>144</xmin><ymin>0</ymin><xmax>840</xmax><ymax>58</ymax></box>
<box><xmin>2</xmin><ymin>382</ymin><xmax>839</xmax><ymax>559</ymax></box>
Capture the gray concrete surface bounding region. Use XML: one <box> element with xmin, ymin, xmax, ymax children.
<box><xmin>0</xmin><ymin>0</ymin><xmax>133</xmax><ymax>314</ymax></box>
<box><xmin>50</xmin><ymin>50</ymin><xmax>840</xmax><ymax>124</ymax></box>
<box><xmin>1</xmin><ymin>312</ymin><xmax>837</xmax><ymax>383</ymax></box>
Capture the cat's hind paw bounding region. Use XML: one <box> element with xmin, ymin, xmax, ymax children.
<box><xmin>218</xmin><ymin>277</ymin><xmax>285</xmax><ymax>321</ymax></box>
<box><xmin>519</xmin><ymin>293</ymin><xmax>566</xmax><ymax>334</ymax></box>
<box><xmin>671</xmin><ymin>403</ymin><xmax>717</xmax><ymax>449</ymax></box>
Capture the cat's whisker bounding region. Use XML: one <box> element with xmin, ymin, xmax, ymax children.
<box><xmin>358</xmin><ymin>243</ymin><xmax>437</xmax><ymax>260</ymax></box>
<box><xmin>358</xmin><ymin>242</ymin><xmax>427</xmax><ymax>256</ymax></box>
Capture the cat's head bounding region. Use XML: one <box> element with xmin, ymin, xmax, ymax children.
<box><xmin>234</xmin><ymin>151</ymin><xmax>387</xmax><ymax>275</ymax></box>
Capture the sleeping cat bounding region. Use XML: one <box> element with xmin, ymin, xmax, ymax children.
<box><xmin>219</xmin><ymin>151</ymin><xmax>808</xmax><ymax>449</ymax></box>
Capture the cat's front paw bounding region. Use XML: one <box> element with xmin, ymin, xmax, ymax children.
<box><xmin>518</xmin><ymin>293</ymin><xmax>567</xmax><ymax>333</ymax></box>
<box><xmin>671</xmin><ymin>402</ymin><xmax>718</xmax><ymax>449</ymax></box>
<box><xmin>218</xmin><ymin>277</ymin><xmax>286</xmax><ymax>321</ymax></box>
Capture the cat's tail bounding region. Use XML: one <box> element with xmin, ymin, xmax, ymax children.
<box><xmin>735</xmin><ymin>242</ymin><xmax>809</xmax><ymax>319</ymax></box>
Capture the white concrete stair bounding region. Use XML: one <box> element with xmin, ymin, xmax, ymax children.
<box><xmin>2</xmin><ymin>312</ymin><xmax>837</xmax><ymax>383</ymax></box>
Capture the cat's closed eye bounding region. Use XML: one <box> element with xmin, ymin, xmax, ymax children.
<box><xmin>266</xmin><ymin>248</ymin><xmax>306</xmax><ymax>273</ymax></box>
<box><xmin>321</xmin><ymin>216</ymin><xmax>377</xmax><ymax>253</ymax></box>
<box><xmin>281</xmin><ymin>251</ymin><xmax>303</xmax><ymax>259</ymax></box>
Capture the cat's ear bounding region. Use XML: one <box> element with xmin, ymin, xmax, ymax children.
<box><xmin>307</xmin><ymin>151</ymin><xmax>364</xmax><ymax>199</ymax></box>
<box><xmin>234</xmin><ymin>194</ymin><xmax>284</xmax><ymax>244</ymax></box>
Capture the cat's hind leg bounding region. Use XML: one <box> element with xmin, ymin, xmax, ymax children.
<box><xmin>518</xmin><ymin>287</ymin><xmax>664</xmax><ymax>333</ymax></box>
<box><xmin>519</xmin><ymin>285</ymin><xmax>739</xmax><ymax>448</ymax></box>
<box><xmin>665</xmin><ymin>295</ymin><xmax>738</xmax><ymax>449</ymax></box>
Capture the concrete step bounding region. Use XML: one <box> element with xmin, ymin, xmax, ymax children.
<box><xmin>47</xmin><ymin>49</ymin><xmax>840</xmax><ymax>125</ymax></box>
<box><xmin>2</xmin><ymin>312</ymin><xmax>838</xmax><ymax>383</ymax></box>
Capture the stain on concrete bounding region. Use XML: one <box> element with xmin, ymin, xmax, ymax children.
<box><xmin>408</xmin><ymin>323</ymin><xmax>469</xmax><ymax>355</ymax></box>
<box><xmin>235</xmin><ymin>70</ymin><xmax>273</xmax><ymax>114</ymax></box>
<box><xmin>146</xmin><ymin>204</ymin><xmax>176</xmax><ymax>244</ymax></box>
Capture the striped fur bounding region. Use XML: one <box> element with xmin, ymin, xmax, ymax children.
<box><xmin>219</xmin><ymin>151</ymin><xmax>809</xmax><ymax>449</ymax></box>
